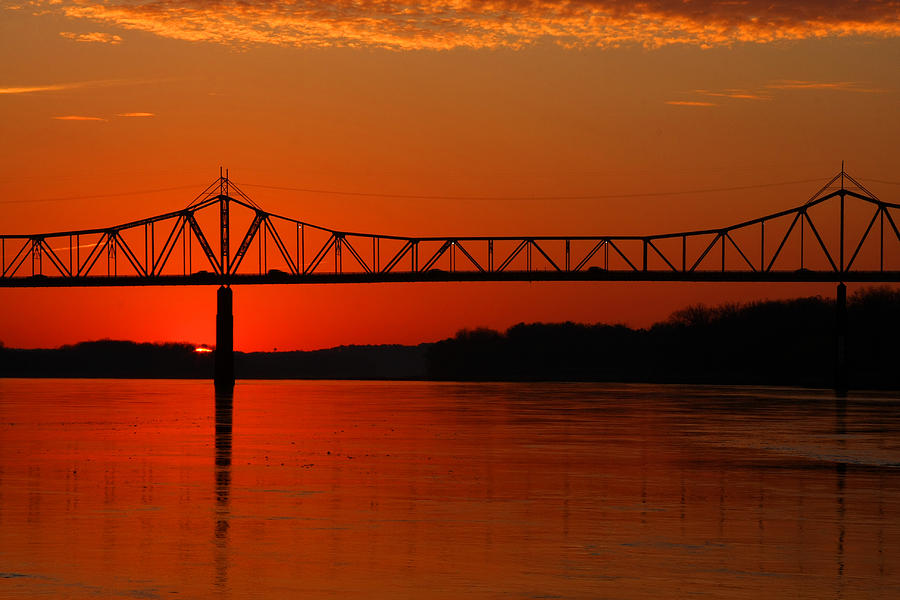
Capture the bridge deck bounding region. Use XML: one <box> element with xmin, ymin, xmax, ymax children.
<box><xmin>1</xmin><ymin>270</ymin><xmax>897</xmax><ymax>287</ymax></box>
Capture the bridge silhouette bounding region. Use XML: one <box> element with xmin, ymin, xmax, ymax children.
<box><xmin>2</xmin><ymin>169</ymin><xmax>897</xmax><ymax>393</ymax></box>
<box><xmin>2</xmin><ymin>169</ymin><xmax>898</xmax><ymax>285</ymax></box>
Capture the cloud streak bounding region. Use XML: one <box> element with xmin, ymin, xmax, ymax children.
<box><xmin>117</xmin><ymin>112</ymin><xmax>154</xmax><ymax>117</ymax></box>
<box><xmin>0</xmin><ymin>83</ymin><xmax>85</xmax><ymax>95</ymax></box>
<box><xmin>765</xmin><ymin>80</ymin><xmax>885</xmax><ymax>93</ymax></box>
<box><xmin>671</xmin><ymin>79</ymin><xmax>887</xmax><ymax>107</ymax></box>
<box><xmin>29</xmin><ymin>1</ymin><xmax>900</xmax><ymax>51</ymax></box>
<box><xmin>60</xmin><ymin>31</ymin><xmax>123</xmax><ymax>44</ymax></box>
<box><xmin>695</xmin><ymin>89</ymin><xmax>772</xmax><ymax>101</ymax></box>
<box><xmin>53</xmin><ymin>115</ymin><xmax>107</xmax><ymax>121</ymax></box>
<box><xmin>0</xmin><ymin>78</ymin><xmax>146</xmax><ymax>95</ymax></box>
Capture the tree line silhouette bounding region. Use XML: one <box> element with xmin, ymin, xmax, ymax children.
<box><xmin>426</xmin><ymin>286</ymin><xmax>899</xmax><ymax>389</ymax></box>
<box><xmin>0</xmin><ymin>287</ymin><xmax>895</xmax><ymax>388</ymax></box>
<box><xmin>0</xmin><ymin>341</ymin><xmax>426</xmax><ymax>380</ymax></box>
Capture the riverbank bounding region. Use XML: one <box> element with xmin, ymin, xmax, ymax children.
<box><xmin>1</xmin><ymin>287</ymin><xmax>896</xmax><ymax>389</ymax></box>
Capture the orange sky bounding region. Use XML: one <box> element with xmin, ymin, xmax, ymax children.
<box><xmin>0</xmin><ymin>1</ymin><xmax>898</xmax><ymax>350</ymax></box>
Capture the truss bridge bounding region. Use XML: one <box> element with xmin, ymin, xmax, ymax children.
<box><xmin>3</xmin><ymin>169</ymin><xmax>896</xmax><ymax>393</ymax></box>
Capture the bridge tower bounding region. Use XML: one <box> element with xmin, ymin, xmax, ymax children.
<box><xmin>220</xmin><ymin>168</ymin><xmax>229</xmax><ymax>276</ymax></box>
<box><xmin>215</xmin><ymin>169</ymin><xmax>235</xmax><ymax>394</ymax></box>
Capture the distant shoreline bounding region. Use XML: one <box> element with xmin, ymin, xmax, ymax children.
<box><xmin>1</xmin><ymin>287</ymin><xmax>897</xmax><ymax>390</ymax></box>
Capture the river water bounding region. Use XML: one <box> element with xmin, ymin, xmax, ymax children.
<box><xmin>0</xmin><ymin>379</ymin><xmax>898</xmax><ymax>599</ymax></box>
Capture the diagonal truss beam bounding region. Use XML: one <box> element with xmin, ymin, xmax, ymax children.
<box><xmin>765</xmin><ymin>212</ymin><xmax>801</xmax><ymax>272</ymax></box>
<box><xmin>497</xmin><ymin>240</ymin><xmax>528</xmax><ymax>272</ymax></box>
<box><xmin>802</xmin><ymin>212</ymin><xmax>838</xmax><ymax>272</ymax></box>
<box><xmin>78</xmin><ymin>233</ymin><xmax>110</xmax><ymax>277</ymax></box>
<box><xmin>39</xmin><ymin>239</ymin><xmax>71</xmax><ymax>277</ymax></box>
<box><xmin>529</xmin><ymin>240</ymin><xmax>560</xmax><ymax>272</ymax></box>
<box><xmin>647</xmin><ymin>239</ymin><xmax>678</xmax><ymax>272</ymax></box>
<box><xmin>574</xmin><ymin>240</ymin><xmax>606</xmax><ymax>272</ymax></box>
<box><xmin>304</xmin><ymin>234</ymin><xmax>336</xmax><ymax>274</ymax></box>
<box><xmin>187</xmin><ymin>214</ymin><xmax>220</xmax><ymax>274</ymax></box>
<box><xmin>150</xmin><ymin>216</ymin><xmax>184</xmax><ymax>276</ymax></box>
<box><xmin>230</xmin><ymin>213</ymin><xmax>263</xmax><ymax>275</ymax></box>
<box><xmin>340</xmin><ymin>236</ymin><xmax>371</xmax><ymax>274</ymax></box>
<box><xmin>455</xmin><ymin>241</ymin><xmax>485</xmax><ymax>272</ymax></box>
<box><xmin>263</xmin><ymin>216</ymin><xmax>301</xmax><ymax>275</ymax></box>
<box><xmin>112</xmin><ymin>232</ymin><xmax>147</xmax><ymax>277</ymax></box>
<box><xmin>381</xmin><ymin>240</ymin><xmax>413</xmax><ymax>273</ymax></box>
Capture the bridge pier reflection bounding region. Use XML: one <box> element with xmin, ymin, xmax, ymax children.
<box><xmin>215</xmin><ymin>286</ymin><xmax>235</xmax><ymax>394</ymax></box>
<box><xmin>213</xmin><ymin>393</ymin><xmax>233</xmax><ymax>591</ymax></box>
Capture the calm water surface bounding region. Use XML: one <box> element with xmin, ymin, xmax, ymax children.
<box><xmin>1</xmin><ymin>379</ymin><xmax>898</xmax><ymax>599</ymax></box>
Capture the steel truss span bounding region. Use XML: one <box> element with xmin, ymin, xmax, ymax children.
<box><xmin>2</xmin><ymin>171</ymin><xmax>899</xmax><ymax>287</ymax></box>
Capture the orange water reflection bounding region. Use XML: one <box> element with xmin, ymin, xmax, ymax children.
<box><xmin>0</xmin><ymin>379</ymin><xmax>898</xmax><ymax>598</ymax></box>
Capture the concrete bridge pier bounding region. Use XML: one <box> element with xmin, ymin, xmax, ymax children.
<box><xmin>835</xmin><ymin>282</ymin><xmax>848</xmax><ymax>397</ymax></box>
<box><xmin>215</xmin><ymin>285</ymin><xmax>235</xmax><ymax>394</ymax></box>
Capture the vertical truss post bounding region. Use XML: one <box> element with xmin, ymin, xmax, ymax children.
<box><xmin>880</xmin><ymin>208</ymin><xmax>884</xmax><ymax>271</ymax></box>
<box><xmin>760</xmin><ymin>222</ymin><xmax>764</xmax><ymax>272</ymax></box>
<box><xmin>489</xmin><ymin>240</ymin><xmax>493</xmax><ymax>272</ymax></box>
<box><xmin>720</xmin><ymin>232</ymin><xmax>725</xmax><ymax>272</ymax></box>
<box><xmin>839</xmin><ymin>192</ymin><xmax>845</xmax><ymax>273</ymax></box>
<box><xmin>220</xmin><ymin>195</ymin><xmax>229</xmax><ymax>276</ymax></box>
<box><xmin>263</xmin><ymin>222</ymin><xmax>267</xmax><ymax>273</ymax></box>
<box><xmin>333</xmin><ymin>235</ymin><xmax>340</xmax><ymax>273</ymax></box>
<box><xmin>642</xmin><ymin>239</ymin><xmax>648</xmax><ymax>272</ymax></box>
<box><xmin>31</xmin><ymin>238</ymin><xmax>41</xmax><ymax>276</ymax></box>
<box><xmin>682</xmin><ymin>235</ymin><xmax>686</xmax><ymax>272</ymax></box>
<box><xmin>565</xmin><ymin>240</ymin><xmax>570</xmax><ymax>271</ymax></box>
<box><xmin>183</xmin><ymin>219</ymin><xmax>188</xmax><ymax>275</ymax></box>
<box><xmin>835</xmin><ymin>282</ymin><xmax>848</xmax><ymax>397</ymax></box>
<box><xmin>108</xmin><ymin>234</ymin><xmax>116</xmax><ymax>276</ymax></box>
<box><xmin>258</xmin><ymin>220</ymin><xmax>265</xmax><ymax>275</ymax></box>
<box><xmin>800</xmin><ymin>211</ymin><xmax>805</xmax><ymax>270</ymax></box>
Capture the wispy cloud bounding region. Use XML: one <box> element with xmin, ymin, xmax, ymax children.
<box><xmin>695</xmin><ymin>89</ymin><xmax>772</xmax><ymax>101</ymax></box>
<box><xmin>53</xmin><ymin>115</ymin><xmax>107</xmax><ymax>121</ymax></box>
<box><xmin>0</xmin><ymin>78</ymin><xmax>141</xmax><ymax>95</ymax></box>
<box><xmin>27</xmin><ymin>1</ymin><xmax>900</xmax><ymax>51</ymax></box>
<box><xmin>673</xmin><ymin>79</ymin><xmax>887</xmax><ymax>107</ymax></box>
<box><xmin>60</xmin><ymin>31</ymin><xmax>122</xmax><ymax>44</ymax></box>
<box><xmin>0</xmin><ymin>83</ymin><xmax>83</xmax><ymax>95</ymax></box>
<box><xmin>52</xmin><ymin>112</ymin><xmax>156</xmax><ymax>120</ymax></box>
<box><xmin>665</xmin><ymin>101</ymin><xmax>716</xmax><ymax>107</ymax></box>
<box><xmin>765</xmin><ymin>80</ymin><xmax>885</xmax><ymax>93</ymax></box>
